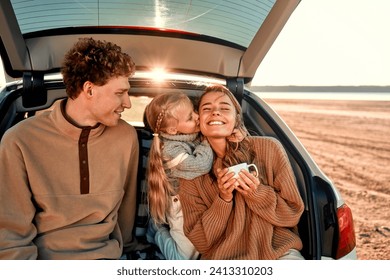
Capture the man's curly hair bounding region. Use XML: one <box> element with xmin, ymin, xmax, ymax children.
<box><xmin>61</xmin><ymin>37</ymin><xmax>136</xmax><ymax>99</ymax></box>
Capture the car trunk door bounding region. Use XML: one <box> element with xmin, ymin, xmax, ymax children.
<box><xmin>1</xmin><ymin>0</ymin><xmax>300</xmax><ymax>83</ymax></box>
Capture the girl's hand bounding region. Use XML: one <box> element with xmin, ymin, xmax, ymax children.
<box><xmin>216</xmin><ymin>168</ymin><xmax>236</xmax><ymax>202</ymax></box>
<box><xmin>234</xmin><ymin>169</ymin><xmax>260</xmax><ymax>196</ymax></box>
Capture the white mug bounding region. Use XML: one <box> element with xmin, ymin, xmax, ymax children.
<box><xmin>227</xmin><ymin>163</ymin><xmax>258</xmax><ymax>178</ymax></box>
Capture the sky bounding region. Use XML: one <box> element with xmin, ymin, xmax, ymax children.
<box><xmin>1</xmin><ymin>0</ymin><xmax>390</xmax><ymax>87</ymax></box>
<box><xmin>252</xmin><ymin>0</ymin><xmax>390</xmax><ymax>86</ymax></box>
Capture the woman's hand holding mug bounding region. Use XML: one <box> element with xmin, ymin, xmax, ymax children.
<box><xmin>227</xmin><ymin>163</ymin><xmax>260</xmax><ymax>196</ymax></box>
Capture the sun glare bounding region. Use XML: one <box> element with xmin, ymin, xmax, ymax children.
<box><xmin>151</xmin><ymin>68</ymin><xmax>167</xmax><ymax>82</ymax></box>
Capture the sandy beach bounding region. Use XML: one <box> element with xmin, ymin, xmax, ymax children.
<box><xmin>265</xmin><ymin>98</ymin><xmax>390</xmax><ymax>260</ymax></box>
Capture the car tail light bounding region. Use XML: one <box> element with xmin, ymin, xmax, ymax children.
<box><xmin>336</xmin><ymin>204</ymin><xmax>356</xmax><ymax>259</ymax></box>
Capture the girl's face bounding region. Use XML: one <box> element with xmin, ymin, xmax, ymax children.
<box><xmin>198</xmin><ymin>91</ymin><xmax>237</xmax><ymax>138</ymax></box>
<box><xmin>173</xmin><ymin>101</ymin><xmax>200</xmax><ymax>134</ymax></box>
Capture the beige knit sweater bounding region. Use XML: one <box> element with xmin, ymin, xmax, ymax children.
<box><xmin>179</xmin><ymin>136</ymin><xmax>304</xmax><ymax>260</ymax></box>
<box><xmin>0</xmin><ymin>100</ymin><xmax>139</xmax><ymax>259</ymax></box>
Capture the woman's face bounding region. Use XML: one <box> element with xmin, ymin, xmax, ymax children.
<box><xmin>198</xmin><ymin>91</ymin><xmax>237</xmax><ymax>139</ymax></box>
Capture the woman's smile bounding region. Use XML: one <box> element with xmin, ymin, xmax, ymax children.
<box><xmin>207</xmin><ymin>120</ymin><xmax>225</xmax><ymax>125</ymax></box>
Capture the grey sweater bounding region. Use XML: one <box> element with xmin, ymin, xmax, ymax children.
<box><xmin>160</xmin><ymin>132</ymin><xmax>213</xmax><ymax>189</ymax></box>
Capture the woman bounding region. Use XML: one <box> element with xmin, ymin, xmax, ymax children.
<box><xmin>179</xmin><ymin>84</ymin><xmax>305</xmax><ymax>260</ymax></box>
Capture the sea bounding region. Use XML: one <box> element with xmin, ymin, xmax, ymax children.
<box><xmin>254</xmin><ymin>91</ymin><xmax>390</xmax><ymax>101</ymax></box>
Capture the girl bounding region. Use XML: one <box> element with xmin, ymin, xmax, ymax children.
<box><xmin>144</xmin><ymin>92</ymin><xmax>213</xmax><ymax>260</ymax></box>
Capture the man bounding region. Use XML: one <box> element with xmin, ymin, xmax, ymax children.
<box><xmin>0</xmin><ymin>37</ymin><xmax>139</xmax><ymax>259</ymax></box>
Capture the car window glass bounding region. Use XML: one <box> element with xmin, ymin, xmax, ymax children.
<box><xmin>122</xmin><ymin>95</ymin><xmax>152</xmax><ymax>127</ymax></box>
<box><xmin>10</xmin><ymin>0</ymin><xmax>276</xmax><ymax>48</ymax></box>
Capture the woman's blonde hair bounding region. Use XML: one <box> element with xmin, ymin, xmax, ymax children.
<box><xmin>199</xmin><ymin>84</ymin><xmax>256</xmax><ymax>174</ymax></box>
<box><xmin>145</xmin><ymin>92</ymin><xmax>194</xmax><ymax>224</ymax></box>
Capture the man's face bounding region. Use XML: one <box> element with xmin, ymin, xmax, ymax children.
<box><xmin>90</xmin><ymin>76</ymin><xmax>131</xmax><ymax>127</ymax></box>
